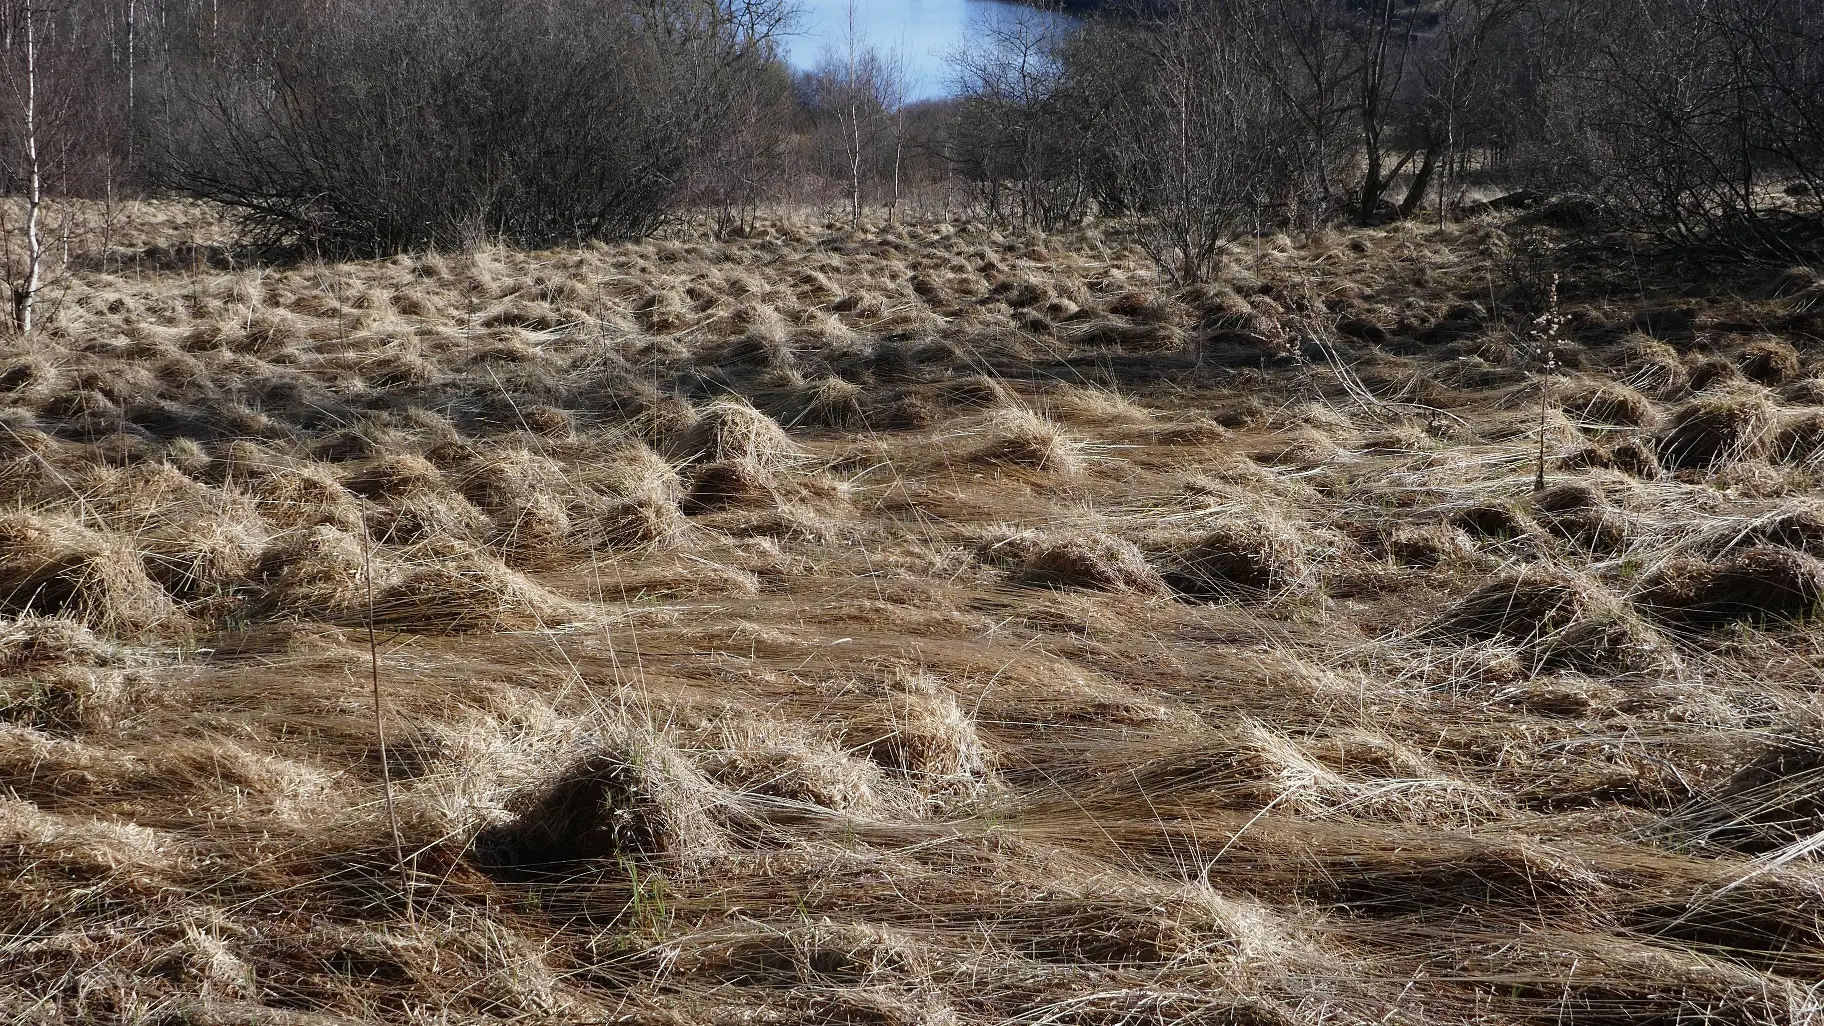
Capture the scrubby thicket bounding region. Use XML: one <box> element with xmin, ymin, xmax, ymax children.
<box><xmin>962</xmin><ymin>0</ymin><xmax>1824</xmax><ymax>272</ymax></box>
<box><xmin>6</xmin><ymin>198</ymin><xmax>1824</xmax><ymax>1025</ymax></box>
<box><xmin>9</xmin><ymin>0</ymin><xmax>1821</xmax><ymax>264</ymax></box>
<box><xmin>0</xmin><ymin>0</ymin><xmax>796</xmax><ymax>254</ymax></box>
<box><xmin>152</xmin><ymin>0</ymin><xmax>791</xmax><ymax>254</ymax></box>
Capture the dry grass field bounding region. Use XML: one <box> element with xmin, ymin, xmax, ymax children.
<box><xmin>4</xmin><ymin>200</ymin><xmax>1824</xmax><ymax>1025</ymax></box>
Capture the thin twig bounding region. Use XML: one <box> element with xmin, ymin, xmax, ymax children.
<box><xmin>363</xmin><ymin>526</ymin><xmax>413</xmax><ymax>924</ymax></box>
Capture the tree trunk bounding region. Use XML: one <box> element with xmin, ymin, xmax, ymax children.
<box><xmin>1358</xmin><ymin>148</ymin><xmax>1385</xmax><ymax>220</ymax></box>
<box><xmin>890</xmin><ymin>118</ymin><xmax>902</xmax><ymax>224</ymax></box>
<box><xmin>15</xmin><ymin>1</ymin><xmax>41</xmax><ymax>336</ymax></box>
<box><xmin>1399</xmin><ymin>140</ymin><xmax>1441</xmax><ymax>218</ymax></box>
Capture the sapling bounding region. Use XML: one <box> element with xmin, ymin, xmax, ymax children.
<box><xmin>1530</xmin><ymin>273</ymin><xmax>1567</xmax><ymax>491</ymax></box>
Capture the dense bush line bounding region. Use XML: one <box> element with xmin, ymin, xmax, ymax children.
<box><xmin>148</xmin><ymin>0</ymin><xmax>791</xmax><ymax>254</ymax></box>
<box><xmin>941</xmin><ymin>0</ymin><xmax>1824</xmax><ymax>275</ymax></box>
<box><xmin>0</xmin><ymin>0</ymin><xmax>1817</xmax><ymax>265</ymax></box>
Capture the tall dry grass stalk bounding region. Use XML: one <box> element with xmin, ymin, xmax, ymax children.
<box><xmin>1532</xmin><ymin>274</ymin><xmax>1567</xmax><ymax>491</ymax></box>
<box><xmin>363</xmin><ymin>524</ymin><xmax>413</xmax><ymax>924</ymax></box>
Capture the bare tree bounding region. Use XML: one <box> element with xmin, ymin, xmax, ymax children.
<box><xmin>0</xmin><ymin>0</ymin><xmax>97</xmax><ymax>333</ymax></box>
<box><xmin>1572</xmin><ymin>0</ymin><xmax>1824</xmax><ymax>260</ymax></box>
<box><xmin>948</xmin><ymin>7</ymin><xmax>1088</xmax><ymax>230</ymax></box>
<box><xmin>881</xmin><ymin>44</ymin><xmax>911</xmax><ymax>224</ymax></box>
<box><xmin>836</xmin><ymin>3</ymin><xmax>868</xmax><ymax>230</ymax></box>
<box><xmin>808</xmin><ymin>3</ymin><xmax>905</xmax><ymax>230</ymax></box>
<box><xmin>1102</xmin><ymin>2</ymin><xmax>1290</xmax><ymax>282</ymax></box>
<box><xmin>1226</xmin><ymin>0</ymin><xmax>1356</xmax><ymax>224</ymax></box>
<box><xmin>1416</xmin><ymin>0</ymin><xmax>1533</xmax><ymax>221</ymax></box>
<box><xmin>697</xmin><ymin>58</ymin><xmax>795</xmax><ymax>237</ymax></box>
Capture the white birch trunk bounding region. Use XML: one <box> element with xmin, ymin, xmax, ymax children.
<box><xmin>15</xmin><ymin>0</ymin><xmax>41</xmax><ymax>336</ymax></box>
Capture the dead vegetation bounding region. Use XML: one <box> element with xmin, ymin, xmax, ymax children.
<box><xmin>3</xmin><ymin>202</ymin><xmax>1824</xmax><ymax>1026</ymax></box>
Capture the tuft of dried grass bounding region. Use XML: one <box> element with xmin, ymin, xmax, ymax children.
<box><xmin>1557</xmin><ymin>378</ymin><xmax>1658</xmax><ymax>428</ymax></box>
<box><xmin>1006</xmin><ymin>530</ymin><xmax>1168</xmax><ymax>595</ymax></box>
<box><xmin>342</xmin><ymin>454</ymin><xmax>492</xmax><ymax>545</ymax></box>
<box><xmin>1687</xmin><ymin>356</ymin><xmax>1746</xmax><ymax>393</ymax></box>
<box><xmin>1772</xmin><ymin>411</ymin><xmax>1824</xmax><ymax>464</ymax></box>
<box><xmin>0</xmin><ymin>617</ymin><xmax>125</xmax><ymax>732</ymax></box>
<box><xmin>1043</xmin><ymin>384</ymin><xmax>1155</xmax><ymax>427</ymax></box>
<box><xmin>699</xmin><ymin>722</ymin><xmax>888</xmax><ymax>814</ymax></box>
<box><xmin>933</xmin><ymin>372</ymin><xmax>1014</xmax><ymax>409</ymax></box>
<box><xmin>840</xmin><ymin>673</ymin><xmax>991</xmax><ymax>795</ymax></box>
<box><xmin>1636</xmin><ymin>546</ymin><xmax>1824</xmax><ymax>628</ymax></box>
<box><xmin>971</xmin><ymin>409</ymin><xmax>1084</xmax><ymax>476</ymax></box>
<box><xmin>1608</xmin><ymin>437</ymin><xmax>1664</xmax><ymax>479</ymax></box>
<box><xmin>344</xmin><ymin>453</ymin><xmax>446</xmax><ymax>499</ymax></box>
<box><xmin>1610</xmin><ymin>333</ymin><xmax>1689</xmax><ymax>396</ymax></box>
<box><xmin>673</xmin><ymin>399</ymin><xmax>800</xmax><ymax>472</ymax></box>
<box><xmin>1532</xmin><ymin>483</ymin><xmax>1632</xmax><ymax>554</ymax></box>
<box><xmin>1672</xmin><ymin>721</ymin><xmax>1824</xmax><ymax>854</ymax></box>
<box><xmin>455</xmin><ymin>449</ymin><xmax>581</xmax><ymax>558</ymax></box>
<box><xmin>0</xmin><ymin>513</ymin><xmax>184</xmax><ymax>635</ymax></box>
<box><xmin>591</xmin><ymin>491</ymin><xmax>691</xmax><ymax>549</ymax></box>
<box><xmin>773</xmin><ymin>376</ymin><xmax>866</xmax><ymax>429</ymax></box>
<box><xmin>474</xmin><ymin>738</ymin><xmax>723</xmax><ymax>879</ymax></box>
<box><xmin>1437</xmin><ymin>567</ymin><xmax>1664</xmax><ymax>672</ymax></box>
<box><xmin>1383</xmin><ymin>523</ymin><xmax>1479</xmax><ymax>568</ymax></box>
<box><xmin>252</xmin><ymin>524</ymin><xmax>385</xmax><ymax>620</ymax></box>
<box><xmin>1734</xmin><ymin>336</ymin><xmax>1802</xmax><ymax>385</ymax></box>
<box><xmin>1449</xmin><ymin>502</ymin><xmax>1538</xmax><ymax>542</ymax></box>
<box><xmin>1164</xmin><ymin>518</ymin><xmax>1308</xmax><ymax>600</ymax></box>
<box><xmin>1061</xmin><ymin>318</ymin><xmax>1185</xmax><ymax>353</ymax></box>
<box><xmin>141</xmin><ymin>516</ymin><xmax>268</xmax><ymax>601</ymax></box>
<box><xmin>520</xmin><ymin>404</ymin><xmax>575</xmax><ymax>438</ymax></box>
<box><xmin>252</xmin><ymin>466</ymin><xmax>366</xmax><ymax>532</ymax></box>
<box><xmin>369</xmin><ymin>540</ymin><xmax>582</xmax><ymax>633</ymax></box>
<box><xmin>1738</xmin><ymin>502</ymin><xmax>1824</xmax><ymax>557</ymax></box>
<box><xmin>681</xmin><ymin>459</ymin><xmax>780</xmax><ymax>514</ymax></box>
<box><xmin>0</xmin><ymin>614</ymin><xmax>111</xmax><ymax>675</ymax></box>
<box><xmin>1655</xmin><ymin>392</ymin><xmax>1776</xmax><ymax>470</ymax></box>
<box><xmin>1765</xmin><ymin>264</ymin><xmax>1824</xmax><ymax>306</ymax></box>
<box><xmin>1779</xmin><ymin>376</ymin><xmax>1824</xmax><ymax>405</ymax></box>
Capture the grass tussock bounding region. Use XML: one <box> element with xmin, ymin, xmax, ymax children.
<box><xmin>1532</xmin><ymin>482</ymin><xmax>1632</xmax><ymax>554</ymax></box>
<box><xmin>474</xmin><ymin>740</ymin><xmax>723</xmax><ymax>879</ymax></box>
<box><xmin>1636</xmin><ymin>546</ymin><xmax>1824</xmax><ymax>627</ymax></box>
<box><xmin>1735</xmin><ymin>336</ymin><xmax>1803</xmax><ymax>385</ymax></box>
<box><xmin>0</xmin><ymin>513</ymin><xmax>185</xmax><ymax>634</ymax></box>
<box><xmin>1164</xmin><ymin>517</ymin><xmax>1310</xmax><ymax>600</ymax></box>
<box><xmin>971</xmin><ymin>408</ymin><xmax>1084</xmax><ymax>476</ymax></box>
<box><xmin>993</xmin><ymin>529</ymin><xmax>1169</xmax><ymax>595</ymax></box>
<box><xmin>370</xmin><ymin>541</ymin><xmax>581</xmax><ymax>632</ymax></box>
<box><xmin>1436</xmin><ymin>567</ymin><xmax>1665</xmax><ymax>672</ymax></box>
<box><xmin>675</xmin><ymin>399</ymin><xmax>801</xmax><ymax>470</ymax></box>
<box><xmin>1656</xmin><ymin>391</ymin><xmax>1777</xmax><ymax>470</ymax></box>
<box><xmin>1558</xmin><ymin>378</ymin><xmax>1659</xmax><ymax>428</ymax></box>
<box><xmin>1669</xmin><ymin>721</ymin><xmax>1824</xmax><ymax>853</ymax></box>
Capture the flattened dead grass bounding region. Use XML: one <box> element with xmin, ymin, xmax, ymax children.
<box><xmin>4</xmin><ymin>202</ymin><xmax>1823</xmax><ymax>1026</ymax></box>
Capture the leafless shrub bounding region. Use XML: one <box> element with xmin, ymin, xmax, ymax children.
<box><xmin>150</xmin><ymin>0</ymin><xmax>791</xmax><ymax>255</ymax></box>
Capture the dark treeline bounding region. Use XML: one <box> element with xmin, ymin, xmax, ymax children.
<box><xmin>0</xmin><ymin>0</ymin><xmax>796</xmax><ymax>254</ymax></box>
<box><xmin>1</xmin><ymin>0</ymin><xmax>1818</xmax><ymax>273</ymax></box>
<box><xmin>958</xmin><ymin>0</ymin><xmax>1824</xmax><ymax>278</ymax></box>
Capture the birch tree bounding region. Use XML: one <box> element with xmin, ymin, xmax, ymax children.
<box><xmin>811</xmin><ymin>3</ymin><xmax>900</xmax><ymax>230</ymax></box>
<box><xmin>3</xmin><ymin>0</ymin><xmax>45</xmax><ymax>334</ymax></box>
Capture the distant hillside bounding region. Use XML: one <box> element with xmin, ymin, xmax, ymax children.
<box><xmin>1020</xmin><ymin>0</ymin><xmax>1165</xmax><ymax>17</ymax></box>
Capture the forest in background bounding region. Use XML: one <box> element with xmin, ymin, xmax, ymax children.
<box><xmin>0</xmin><ymin>0</ymin><xmax>1818</xmax><ymax>279</ymax></box>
